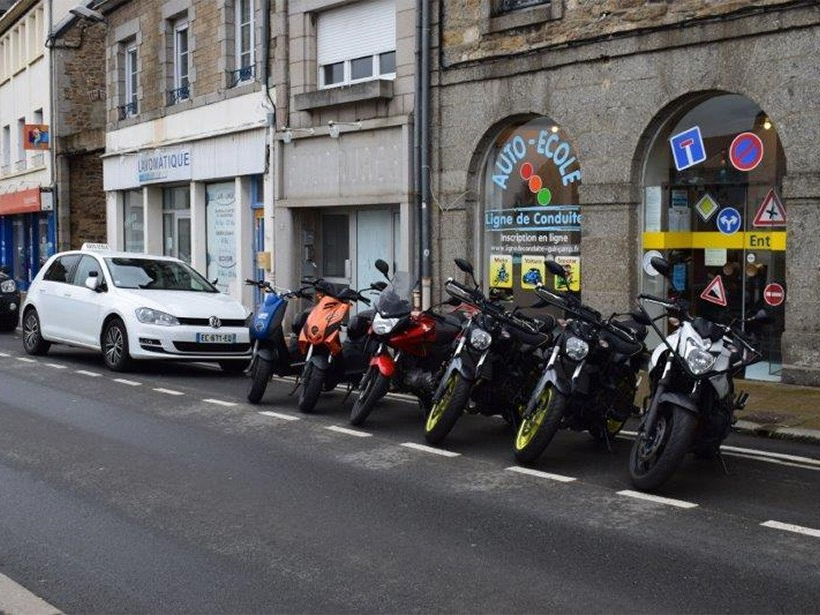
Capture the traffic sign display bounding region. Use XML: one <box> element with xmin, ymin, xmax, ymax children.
<box><xmin>670</xmin><ymin>126</ymin><xmax>707</xmax><ymax>171</ymax></box>
<box><xmin>717</xmin><ymin>207</ymin><xmax>742</xmax><ymax>235</ymax></box>
<box><xmin>700</xmin><ymin>275</ymin><xmax>728</xmax><ymax>307</ymax></box>
<box><xmin>753</xmin><ymin>189</ymin><xmax>786</xmax><ymax>227</ymax></box>
<box><xmin>694</xmin><ymin>193</ymin><xmax>719</xmax><ymax>222</ymax></box>
<box><xmin>763</xmin><ymin>283</ymin><xmax>785</xmax><ymax>307</ymax></box>
<box><xmin>729</xmin><ymin>132</ymin><xmax>764</xmax><ymax>172</ymax></box>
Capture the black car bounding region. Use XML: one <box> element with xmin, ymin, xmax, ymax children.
<box><xmin>0</xmin><ymin>267</ymin><xmax>21</xmax><ymax>332</ymax></box>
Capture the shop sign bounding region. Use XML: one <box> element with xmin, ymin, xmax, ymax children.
<box><xmin>700</xmin><ymin>275</ymin><xmax>728</xmax><ymax>307</ymax></box>
<box><xmin>694</xmin><ymin>193</ymin><xmax>719</xmax><ymax>222</ymax></box>
<box><xmin>137</xmin><ymin>149</ymin><xmax>192</xmax><ymax>184</ymax></box>
<box><xmin>717</xmin><ymin>207</ymin><xmax>742</xmax><ymax>235</ymax></box>
<box><xmin>729</xmin><ymin>132</ymin><xmax>764</xmax><ymax>172</ymax></box>
<box><xmin>0</xmin><ymin>187</ymin><xmax>41</xmax><ymax>215</ymax></box>
<box><xmin>554</xmin><ymin>255</ymin><xmax>580</xmax><ymax>292</ymax></box>
<box><xmin>485</xmin><ymin>205</ymin><xmax>581</xmax><ymax>256</ymax></box>
<box><xmin>489</xmin><ymin>254</ymin><xmax>513</xmax><ymax>288</ymax></box>
<box><xmin>520</xmin><ymin>255</ymin><xmax>545</xmax><ymax>289</ymax></box>
<box><xmin>669</xmin><ymin>126</ymin><xmax>706</xmax><ymax>171</ymax></box>
<box><xmin>763</xmin><ymin>283</ymin><xmax>785</xmax><ymax>307</ymax></box>
<box><xmin>23</xmin><ymin>124</ymin><xmax>50</xmax><ymax>150</ymax></box>
<box><xmin>752</xmin><ymin>189</ymin><xmax>786</xmax><ymax>227</ymax></box>
<box><xmin>206</xmin><ymin>183</ymin><xmax>237</xmax><ymax>296</ymax></box>
<box><xmin>642</xmin><ymin>231</ymin><xmax>786</xmax><ymax>251</ymax></box>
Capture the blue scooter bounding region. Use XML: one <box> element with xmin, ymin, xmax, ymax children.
<box><xmin>244</xmin><ymin>279</ymin><xmax>312</xmax><ymax>404</ymax></box>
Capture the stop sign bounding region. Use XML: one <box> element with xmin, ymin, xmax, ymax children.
<box><xmin>763</xmin><ymin>283</ymin><xmax>785</xmax><ymax>307</ymax></box>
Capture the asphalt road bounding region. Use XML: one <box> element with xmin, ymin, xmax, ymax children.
<box><xmin>0</xmin><ymin>331</ymin><xmax>818</xmax><ymax>613</ymax></box>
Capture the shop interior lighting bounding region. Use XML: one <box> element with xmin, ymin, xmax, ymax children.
<box><xmin>763</xmin><ymin>118</ymin><xmax>772</xmax><ymax>130</ymax></box>
<box><xmin>281</xmin><ymin>127</ymin><xmax>314</xmax><ymax>143</ymax></box>
<box><xmin>328</xmin><ymin>120</ymin><xmax>362</xmax><ymax>139</ymax></box>
<box><xmin>550</xmin><ymin>124</ymin><xmax>560</xmax><ymax>133</ymax></box>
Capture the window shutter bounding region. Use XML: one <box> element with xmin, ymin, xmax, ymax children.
<box><xmin>317</xmin><ymin>0</ymin><xmax>396</xmax><ymax>66</ymax></box>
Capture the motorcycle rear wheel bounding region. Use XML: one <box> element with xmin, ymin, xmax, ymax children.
<box><xmin>629</xmin><ymin>403</ymin><xmax>697</xmax><ymax>491</ymax></box>
<box><xmin>513</xmin><ymin>385</ymin><xmax>566</xmax><ymax>465</ymax></box>
<box><xmin>424</xmin><ymin>372</ymin><xmax>470</xmax><ymax>445</ymax></box>
<box><xmin>247</xmin><ymin>358</ymin><xmax>275</xmax><ymax>404</ymax></box>
<box><xmin>350</xmin><ymin>367</ymin><xmax>391</xmax><ymax>426</ymax></box>
<box><xmin>298</xmin><ymin>363</ymin><xmax>324</xmax><ymax>413</ymax></box>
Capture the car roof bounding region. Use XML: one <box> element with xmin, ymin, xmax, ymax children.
<box><xmin>53</xmin><ymin>246</ymin><xmax>183</xmax><ymax>263</ymax></box>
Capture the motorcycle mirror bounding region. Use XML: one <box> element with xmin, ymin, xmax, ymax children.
<box><xmin>630</xmin><ymin>309</ymin><xmax>653</xmax><ymax>326</ymax></box>
<box><xmin>444</xmin><ymin>296</ymin><xmax>462</xmax><ymax>306</ymax></box>
<box><xmin>454</xmin><ymin>258</ymin><xmax>474</xmax><ymax>276</ymax></box>
<box><xmin>375</xmin><ymin>259</ymin><xmax>390</xmax><ymax>279</ymax></box>
<box><xmin>545</xmin><ymin>259</ymin><xmax>566</xmax><ymax>277</ymax></box>
<box><xmin>748</xmin><ymin>308</ymin><xmax>774</xmax><ymax>325</ymax></box>
<box><xmin>371</xmin><ymin>281</ymin><xmax>388</xmax><ymax>292</ymax></box>
<box><xmin>649</xmin><ymin>256</ymin><xmax>671</xmax><ymax>278</ymax></box>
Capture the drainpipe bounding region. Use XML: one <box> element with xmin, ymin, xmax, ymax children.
<box><xmin>419</xmin><ymin>0</ymin><xmax>431</xmax><ymax>310</ymax></box>
<box><xmin>261</xmin><ymin>0</ymin><xmax>276</xmax><ymax>284</ymax></box>
<box><xmin>412</xmin><ymin>0</ymin><xmax>422</xmax><ymax>308</ymax></box>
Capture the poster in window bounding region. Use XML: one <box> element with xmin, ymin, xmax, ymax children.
<box><xmin>206</xmin><ymin>182</ymin><xmax>237</xmax><ymax>295</ymax></box>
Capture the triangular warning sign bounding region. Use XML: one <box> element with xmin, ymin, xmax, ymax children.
<box><xmin>753</xmin><ymin>189</ymin><xmax>786</xmax><ymax>227</ymax></box>
<box><xmin>700</xmin><ymin>275</ymin><xmax>728</xmax><ymax>307</ymax></box>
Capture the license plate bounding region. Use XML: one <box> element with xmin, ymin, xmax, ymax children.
<box><xmin>196</xmin><ymin>333</ymin><xmax>237</xmax><ymax>343</ymax></box>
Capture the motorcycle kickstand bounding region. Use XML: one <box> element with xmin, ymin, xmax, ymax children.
<box><xmin>288</xmin><ymin>376</ymin><xmax>301</xmax><ymax>396</ymax></box>
<box><xmin>717</xmin><ymin>449</ymin><xmax>730</xmax><ymax>476</ymax></box>
<box><xmin>341</xmin><ymin>383</ymin><xmax>354</xmax><ymax>405</ymax></box>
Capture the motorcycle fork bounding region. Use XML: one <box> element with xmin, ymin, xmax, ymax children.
<box><xmin>641</xmin><ymin>358</ymin><xmax>672</xmax><ymax>437</ymax></box>
<box><xmin>291</xmin><ymin>345</ymin><xmax>315</xmax><ymax>396</ymax></box>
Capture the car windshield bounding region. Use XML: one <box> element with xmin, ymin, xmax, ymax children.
<box><xmin>375</xmin><ymin>272</ymin><xmax>412</xmax><ymax>318</ymax></box>
<box><xmin>105</xmin><ymin>257</ymin><xmax>218</xmax><ymax>292</ymax></box>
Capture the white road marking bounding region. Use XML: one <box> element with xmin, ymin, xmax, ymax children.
<box><xmin>0</xmin><ymin>571</ymin><xmax>61</xmax><ymax>615</ymax></box>
<box><xmin>0</xmin><ymin>351</ymin><xmax>10</xmax><ymax>357</ymax></box>
<box><xmin>505</xmin><ymin>466</ymin><xmax>577</xmax><ymax>483</ymax></box>
<box><xmin>75</xmin><ymin>370</ymin><xmax>102</xmax><ymax>377</ymax></box>
<box><xmin>45</xmin><ymin>363</ymin><xmax>67</xmax><ymax>369</ymax></box>
<box><xmin>727</xmin><ymin>452</ymin><xmax>820</xmax><ymax>472</ymax></box>
<box><xmin>16</xmin><ymin>357</ymin><xmax>36</xmax><ymax>363</ymax></box>
<box><xmin>761</xmin><ymin>520</ymin><xmax>820</xmax><ymax>538</ymax></box>
<box><xmin>400</xmin><ymin>442</ymin><xmax>461</xmax><ymax>457</ymax></box>
<box><xmin>258</xmin><ymin>411</ymin><xmax>300</xmax><ymax>422</ymax></box>
<box><xmin>325</xmin><ymin>425</ymin><xmax>372</xmax><ymax>438</ymax></box>
<box><xmin>203</xmin><ymin>398</ymin><xmax>238</xmax><ymax>407</ymax></box>
<box><xmin>113</xmin><ymin>378</ymin><xmax>142</xmax><ymax>386</ymax></box>
<box><xmin>617</xmin><ymin>490</ymin><xmax>698</xmax><ymax>509</ymax></box>
<box><xmin>153</xmin><ymin>387</ymin><xmax>184</xmax><ymax>396</ymax></box>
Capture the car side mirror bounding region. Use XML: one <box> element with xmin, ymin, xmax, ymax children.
<box><xmin>85</xmin><ymin>271</ymin><xmax>100</xmax><ymax>292</ymax></box>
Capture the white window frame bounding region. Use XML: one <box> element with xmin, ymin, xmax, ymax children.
<box><xmin>173</xmin><ymin>19</ymin><xmax>189</xmax><ymax>100</ymax></box>
<box><xmin>235</xmin><ymin>0</ymin><xmax>255</xmax><ymax>79</ymax></box>
<box><xmin>124</xmin><ymin>43</ymin><xmax>138</xmax><ymax>116</ymax></box>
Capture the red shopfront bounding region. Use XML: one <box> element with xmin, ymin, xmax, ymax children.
<box><xmin>0</xmin><ymin>188</ymin><xmax>56</xmax><ymax>290</ymax></box>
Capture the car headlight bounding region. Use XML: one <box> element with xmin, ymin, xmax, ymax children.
<box><xmin>564</xmin><ymin>336</ymin><xmax>589</xmax><ymax>361</ymax></box>
<box><xmin>372</xmin><ymin>314</ymin><xmax>401</xmax><ymax>336</ymax></box>
<box><xmin>469</xmin><ymin>328</ymin><xmax>492</xmax><ymax>351</ymax></box>
<box><xmin>0</xmin><ymin>279</ymin><xmax>16</xmax><ymax>293</ymax></box>
<box><xmin>686</xmin><ymin>347</ymin><xmax>716</xmax><ymax>375</ymax></box>
<box><xmin>135</xmin><ymin>307</ymin><xmax>180</xmax><ymax>326</ymax></box>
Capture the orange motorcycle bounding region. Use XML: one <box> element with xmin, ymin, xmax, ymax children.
<box><xmin>297</xmin><ymin>277</ymin><xmax>381</xmax><ymax>413</ymax></box>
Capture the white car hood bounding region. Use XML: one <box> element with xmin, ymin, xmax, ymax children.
<box><xmin>116</xmin><ymin>289</ymin><xmax>248</xmax><ymax>319</ymax></box>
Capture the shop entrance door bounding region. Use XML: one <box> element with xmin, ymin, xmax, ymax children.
<box><xmin>163</xmin><ymin>211</ymin><xmax>191</xmax><ymax>264</ymax></box>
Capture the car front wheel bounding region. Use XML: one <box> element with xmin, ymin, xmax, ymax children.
<box><xmin>102</xmin><ymin>318</ymin><xmax>131</xmax><ymax>372</ymax></box>
<box><xmin>22</xmin><ymin>309</ymin><xmax>50</xmax><ymax>355</ymax></box>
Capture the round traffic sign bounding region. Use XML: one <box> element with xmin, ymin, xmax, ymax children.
<box><xmin>729</xmin><ymin>132</ymin><xmax>764</xmax><ymax>172</ymax></box>
<box><xmin>763</xmin><ymin>282</ymin><xmax>785</xmax><ymax>307</ymax></box>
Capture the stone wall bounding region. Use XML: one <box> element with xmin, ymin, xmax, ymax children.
<box><xmin>68</xmin><ymin>150</ymin><xmax>106</xmax><ymax>248</ymax></box>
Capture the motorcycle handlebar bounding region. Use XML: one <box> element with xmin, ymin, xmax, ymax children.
<box><xmin>638</xmin><ymin>293</ymin><xmax>675</xmax><ymax>306</ymax></box>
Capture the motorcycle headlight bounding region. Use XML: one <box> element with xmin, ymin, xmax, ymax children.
<box><xmin>469</xmin><ymin>327</ymin><xmax>492</xmax><ymax>351</ymax></box>
<box><xmin>0</xmin><ymin>279</ymin><xmax>16</xmax><ymax>293</ymax></box>
<box><xmin>372</xmin><ymin>314</ymin><xmax>401</xmax><ymax>335</ymax></box>
<box><xmin>135</xmin><ymin>307</ymin><xmax>180</xmax><ymax>326</ymax></box>
<box><xmin>686</xmin><ymin>347</ymin><xmax>716</xmax><ymax>375</ymax></box>
<box><xmin>564</xmin><ymin>336</ymin><xmax>589</xmax><ymax>361</ymax></box>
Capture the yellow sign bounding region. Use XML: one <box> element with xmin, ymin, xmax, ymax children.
<box><xmin>642</xmin><ymin>231</ymin><xmax>786</xmax><ymax>251</ymax></box>
<box><xmin>489</xmin><ymin>254</ymin><xmax>513</xmax><ymax>288</ymax></box>
<box><xmin>520</xmin><ymin>255</ymin><xmax>545</xmax><ymax>289</ymax></box>
<box><xmin>554</xmin><ymin>256</ymin><xmax>580</xmax><ymax>292</ymax></box>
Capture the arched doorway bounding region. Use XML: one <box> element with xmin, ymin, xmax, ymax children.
<box><xmin>640</xmin><ymin>93</ymin><xmax>787</xmax><ymax>381</ymax></box>
<box><xmin>479</xmin><ymin>116</ymin><xmax>582</xmax><ymax>307</ymax></box>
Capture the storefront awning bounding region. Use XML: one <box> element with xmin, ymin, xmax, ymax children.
<box><xmin>0</xmin><ymin>188</ymin><xmax>41</xmax><ymax>215</ymax></box>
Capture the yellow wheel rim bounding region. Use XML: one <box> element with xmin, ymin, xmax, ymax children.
<box><xmin>426</xmin><ymin>375</ymin><xmax>456</xmax><ymax>433</ymax></box>
<box><xmin>515</xmin><ymin>387</ymin><xmax>551</xmax><ymax>451</ymax></box>
<box><xmin>607</xmin><ymin>418</ymin><xmax>626</xmax><ymax>436</ymax></box>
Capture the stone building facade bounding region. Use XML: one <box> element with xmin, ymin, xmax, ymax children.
<box><xmin>433</xmin><ymin>0</ymin><xmax>820</xmax><ymax>385</ymax></box>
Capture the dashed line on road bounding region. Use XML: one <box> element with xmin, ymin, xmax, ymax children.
<box><xmin>153</xmin><ymin>387</ymin><xmax>184</xmax><ymax>396</ymax></box>
<box><xmin>16</xmin><ymin>357</ymin><xmax>36</xmax><ymax>363</ymax></box>
<box><xmin>325</xmin><ymin>425</ymin><xmax>372</xmax><ymax>438</ymax></box>
<box><xmin>258</xmin><ymin>410</ymin><xmax>300</xmax><ymax>422</ymax></box>
<box><xmin>44</xmin><ymin>362</ymin><xmax>67</xmax><ymax>369</ymax></box>
<box><xmin>75</xmin><ymin>370</ymin><xmax>102</xmax><ymax>377</ymax></box>
<box><xmin>505</xmin><ymin>466</ymin><xmax>576</xmax><ymax>483</ymax></box>
<box><xmin>0</xmin><ymin>352</ymin><xmax>10</xmax><ymax>357</ymax></box>
<box><xmin>203</xmin><ymin>398</ymin><xmax>237</xmax><ymax>407</ymax></box>
<box><xmin>401</xmin><ymin>442</ymin><xmax>461</xmax><ymax>458</ymax></box>
<box><xmin>113</xmin><ymin>378</ymin><xmax>142</xmax><ymax>386</ymax></box>
<box><xmin>617</xmin><ymin>490</ymin><xmax>698</xmax><ymax>509</ymax></box>
<box><xmin>761</xmin><ymin>520</ymin><xmax>820</xmax><ymax>538</ymax></box>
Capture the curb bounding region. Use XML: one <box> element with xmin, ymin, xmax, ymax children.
<box><xmin>733</xmin><ymin>420</ymin><xmax>820</xmax><ymax>445</ymax></box>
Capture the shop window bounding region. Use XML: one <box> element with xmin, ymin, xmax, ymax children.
<box><xmin>481</xmin><ymin>117</ymin><xmax>582</xmax><ymax>309</ymax></box>
<box><xmin>322</xmin><ymin>214</ymin><xmax>349</xmax><ymax>278</ymax></box>
<box><xmin>163</xmin><ymin>186</ymin><xmax>191</xmax><ymax>263</ymax></box>
<box><xmin>641</xmin><ymin>93</ymin><xmax>786</xmax><ymax>381</ymax></box>
<box><xmin>123</xmin><ymin>190</ymin><xmax>144</xmax><ymax>253</ymax></box>
<box><xmin>317</xmin><ymin>0</ymin><xmax>396</xmax><ymax>89</ymax></box>
<box><xmin>205</xmin><ymin>182</ymin><xmax>237</xmax><ymax>294</ymax></box>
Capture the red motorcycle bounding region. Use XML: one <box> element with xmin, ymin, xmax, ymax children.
<box><xmin>349</xmin><ymin>259</ymin><xmax>473</xmax><ymax>427</ymax></box>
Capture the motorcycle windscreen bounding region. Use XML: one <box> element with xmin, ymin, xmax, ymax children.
<box><xmin>375</xmin><ymin>272</ymin><xmax>412</xmax><ymax>318</ymax></box>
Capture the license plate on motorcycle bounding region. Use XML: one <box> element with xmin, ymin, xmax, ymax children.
<box><xmin>196</xmin><ymin>333</ymin><xmax>237</xmax><ymax>343</ymax></box>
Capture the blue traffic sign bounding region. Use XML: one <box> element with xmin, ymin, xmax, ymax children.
<box><xmin>729</xmin><ymin>132</ymin><xmax>764</xmax><ymax>172</ymax></box>
<box><xmin>669</xmin><ymin>126</ymin><xmax>707</xmax><ymax>171</ymax></box>
<box><xmin>717</xmin><ymin>207</ymin><xmax>742</xmax><ymax>235</ymax></box>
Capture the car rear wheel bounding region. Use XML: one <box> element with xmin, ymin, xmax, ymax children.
<box><xmin>102</xmin><ymin>318</ymin><xmax>131</xmax><ymax>372</ymax></box>
<box><xmin>22</xmin><ymin>309</ymin><xmax>50</xmax><ymax>355</ymax></box>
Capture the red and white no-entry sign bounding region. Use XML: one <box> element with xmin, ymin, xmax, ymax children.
<box><xmin>763</xmin><ymin>283</ymin><xmax>785</xmax><ymax>307</ymax></box>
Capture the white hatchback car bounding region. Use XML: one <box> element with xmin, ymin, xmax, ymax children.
<box><xmin>21</xmin><ymin>245</ymin><xmax>252</xmax><ymax>372</ymax></box>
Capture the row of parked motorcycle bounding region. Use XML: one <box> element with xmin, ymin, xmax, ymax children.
<box><xmin>243</xmin><ymin>255</ymin><xmax>769</xmax><ymax>491</ymax></box>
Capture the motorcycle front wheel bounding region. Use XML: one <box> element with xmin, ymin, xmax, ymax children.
<box><xmin>349</xmin><ymin>367</ymin><xmax>391</xmax><ymax>426</ymax></box>
<box><xmin>247</xmin><ymin>358</ymin><xmax>275</xmax><ymax>404</ymax></box>
<box><xmin>424</xmin><ymin>372</ymin><xmax>471</xmax><ymax>445</ymax></box>
<box><xmin>629</xmin><ymin>403</ymin><xmax>697</xmax><ymax>491</ymax></box>
<box><xmin>298</xmin><ymin>362</ymin><xmax>324</xmax><ymax>413</ymax></box>
<box><xmin>513</xmin><ymin>385</ymin><xmax>566</xmax><ymax>465</ymax></box>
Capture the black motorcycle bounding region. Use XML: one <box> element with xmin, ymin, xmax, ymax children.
<box><xmin>424</xmin><ymin>258</ymin><xmax>554</xmax><ymax>445</ymax></box>
<box><xmin>628</xmin><ymin>256</ymin><xmax>769</xmax><ymax>491</ymax></box>
<box><xmin>514</xmin><ymin>260</ymin><xmax>647</xmax><ymax>465</ymax></box>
